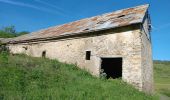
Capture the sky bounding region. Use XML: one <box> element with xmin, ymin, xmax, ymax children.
<box><xmin>0</xmin><ymin>0</ymin><xmax>170</xmax><ymax>60</ymax></box>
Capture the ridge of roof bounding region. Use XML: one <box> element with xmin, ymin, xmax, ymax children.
<box><xmin>31</xmin><ymin>4</ymin><xmax>149</xmax><ymax>33</ymax></box>
<box><xmin>10</xmin><ymin>4</ymin><xmax>149</xmax><ymax>43</ymax></box>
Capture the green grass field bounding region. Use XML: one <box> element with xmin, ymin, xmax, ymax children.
<box><xmin>154</xmin><ymin>60</ymin><xmax>170</xmax><ymax>97</ymax></box>
<box><xmin>0</xmin><ymin>52</ymin><xmax>159</xmax><ymax>100</ymax></box>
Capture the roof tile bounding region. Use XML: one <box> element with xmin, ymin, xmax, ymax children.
<box><xmin>11</xmin><ymin>4</ymin><xmax>149</xmax><ymax>43</ymax></box>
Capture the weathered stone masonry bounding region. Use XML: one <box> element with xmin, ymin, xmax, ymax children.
<box><xmin>5</xmin><ymin>4</ymin><xmax>153</xmax><ymax>93</ymax></box>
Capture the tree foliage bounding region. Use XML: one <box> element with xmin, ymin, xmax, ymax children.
<box><xmin>0</xmin><ymin>26</ymin><xmax>29</xmax><ymax>38</ymax></box>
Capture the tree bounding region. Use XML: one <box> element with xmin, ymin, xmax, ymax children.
<box><xmin>0</xmin><ymin>26</ymin><xmax>16</xmax><ymax>38</ymax></box>
<box><xmin>2</xmin><ymin>25</ymin><xmax>16</xmax><ymax>35</ymax></box>
<box><xmin>0</xmin><ymin>30</ymin><xmax>16</xmax><ymax>38</ymax></box>
<box><xmin>0</xmin><ymin>26</ymin><xmax>29</xmax><ymax>38</ymax></box>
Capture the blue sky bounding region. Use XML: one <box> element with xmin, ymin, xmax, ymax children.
<box><xmin>0</xmin><ymin>0</ymin><xmax>170</xmax><ymax>60</ymax></box>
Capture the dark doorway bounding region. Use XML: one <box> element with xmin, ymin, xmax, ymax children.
<box><xmin>42</xmin><ymin>51</ymin><xmax>46</xmax><ymax>58</ymax></box>
<box><xmin>101</xmin><ymin>58</ymin><xmax>122</xmax><ymax>79</ymax></box>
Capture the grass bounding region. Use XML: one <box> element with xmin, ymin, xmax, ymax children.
<box><xmin>154</xmin><ymin>60</ymin><xmax>170</xmax><ymax>97</ymax></box>
<box><xmin>0</xmin><ymin>52</ymin><xmax>157</xmax><ymax>100</ymax></box>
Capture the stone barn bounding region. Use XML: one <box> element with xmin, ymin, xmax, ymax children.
<box><xmin>6</xmin><ymin>4</ymin><xmax>153</xmax><ymax>93</ymax></box>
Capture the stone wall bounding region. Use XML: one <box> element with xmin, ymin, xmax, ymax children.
<box><xmin>8</xmin><ymin>25</ymin><xmax>153</xmax><ymax>93</ymax></box>
<box><xmin>141</xmin><ymin>17</ymin><xmax>154</xmax><ymax>93</ymax></box>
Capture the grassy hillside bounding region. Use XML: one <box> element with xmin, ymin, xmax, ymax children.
<box><xmin>154</xmin><ymin>60</ymin><xmax>170</xmax><ymax>97</ymax></box>
<box><xmin>0</xmin><ymin>52</ymin><xmax>157</xmax><ymax>100</ymax></box>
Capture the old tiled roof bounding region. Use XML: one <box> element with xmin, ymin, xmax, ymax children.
<box><xmin>10</xmin><ymin>4</ymin><xmax>149</xmax><ymax>43</ymax></box>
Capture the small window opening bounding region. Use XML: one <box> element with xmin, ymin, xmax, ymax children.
<box><xmin>23</xmin><ymin>46</ymin><xmax>28</xmax><ymax>50</ymax></box>
<box><xmin>42</xmin><ymin>51</ymin><xmax>46</xmax><ymax>58</ymax></box>
<box><xmin>85</xmin><ymin>51</ymin><xmax>91</xmax><ymax>60</ymax></box>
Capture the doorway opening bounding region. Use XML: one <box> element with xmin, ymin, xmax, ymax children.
<box><xmin>101</xmin><ymin>57</ymin><xmax>122</xmax><ymax>79</ymax></box>
<box><xmin>42</xmin><ymin>51</ymin><xmax>46</xmax><ymax>58</ymax></box>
